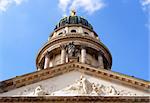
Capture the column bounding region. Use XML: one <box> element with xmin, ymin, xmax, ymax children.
<box><xmin>44</xmin><ymin>52</ymin><xmax>50</xmax><ymax>69</ymax></box>
<box><xmin>49</xmin><ymin>60</ymin><xmax>53</xmax><ymax>67</ymax></box>
<box><xmin>66</xmin><ymin>54</ymin><xmax>68</xmax><ymax>63</ymax></box>
<box><xmin>60</xmin><ymin>45</ymin><xmax>66</xmax><ymax>64</ymax></box>
<box><xmin>98</xmin><ymin>51</ymin><xmax>104</xmax><ymax>68</ymax></box>
<box><xmin>81</xmin><ymin>45</ymin><xmax>86</xmax><ymax>63</ymax></box>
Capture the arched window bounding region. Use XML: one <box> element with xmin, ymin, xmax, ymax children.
<box><xmin>71</xmin><ymin>29</ymin><xmax>76</xmax><ymax>33</ymax></box>
<box><xmin>64</xmin><ymin>30</ymin><xmax>66</xmax><ymax>33</ymax></box>
<box><xmin>84</xmin><ymin>32</ymin><xmax>89</xmax><ymax>35</ymax></box>
<box><xmin>58</xmin><ymin>32</ymin><xmax>63</xmax><ymax>35</ymax></box>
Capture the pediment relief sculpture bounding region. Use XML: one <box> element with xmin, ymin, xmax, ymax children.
<box><xmin>51</xmin><ymin>76</ymin><xmax>136</xmax><ymax>96</ymax></box>
<box><xmin>33</xmin><ymin>85</ymin><xmax>48</xmax><ymax>96</ymax></box>
<box><xmin>19</xmin><ymin>85</ymin><xmax>49</xmax><ymax>96</ymax></box>
<box><xmin>20</xmin><ymin>75</ymin><xmax>136</xmax><ymax>96</ymax></box>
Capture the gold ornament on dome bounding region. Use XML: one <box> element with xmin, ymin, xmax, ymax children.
<box><xmin>71</xmin><ymin>9</ymin><xmax>76</xmax><ymax>16</ymax></box>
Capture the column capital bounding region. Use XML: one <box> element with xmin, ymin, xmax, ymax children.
<box><xmin>98</xmin><ymin>50</ymin><xmax>104</xmax><ymax>56</ymax></box>
<box><xmin>81</xmin><ymin>45</ymin><xmax>86</xmax><ymax>49</ymax></box>
<box><xmin>60</xmin><ymin>44</ymin><xmax>67</xmax><ymax>50</ymax></box>
<box><xmin>44</xmin><ymin>51</ymin><xmax>50</xmax><ymax>57</ymax></box>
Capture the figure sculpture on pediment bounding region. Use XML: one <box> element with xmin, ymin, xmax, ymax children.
<box><xmin>99</xmin><ymin>85</ymin><xmax>117</xmax><ymax>96</ymax></box>
<box><xmin>90</xmin><ymin>83</ymin><xmax>99</xmax><ymax>96</ymax></box>
<box><xmin>33</xmin><ymin>85</ymin><xmax>48</xmax><ymax>96</ymax></box>
<box><xmin>107</xmin><ymin>86</ymin><xmax>118</xmax><ymax>95</ymax></box>
<box><xmin>66</xmin><ymin>79</ymin><xmax>83</xmax><ymax>93</ymax></box>
<box><xmin>63</xmin><ymin>75</ymin><xmax>93</xmax><ymax>95</ymax></box>
<box><xmin>80</xmin><ymin>75</ymin><xmax>93</xmax><ymax>94</ymax></box>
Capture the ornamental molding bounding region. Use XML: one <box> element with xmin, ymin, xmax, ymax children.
<box><xmin>0</xmin><ymin>96</ymin><xmax>149</xmax><ymax>103</ymax></box>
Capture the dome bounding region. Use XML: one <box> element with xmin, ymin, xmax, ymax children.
<box><xmin>54</xmin><ymin>16</ymin><xmax>93</xmax><ymax>30</ymax></box>
<box><xmin>36</xmin><ymin>10</ymin><xmax>112</xmax><ymax>71</ymax></box>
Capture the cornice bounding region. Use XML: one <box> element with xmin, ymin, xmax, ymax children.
<box><xmin>50</xmin><ymin>24</ymin><xmax>98</xmax><ymax>37</ymax></box>
<box><xmin>0</xmin><ymin>62</ymin><xmax>149</xmax><ymax>93</ymax></box>
<box><xmin>0</xmin><ymin>96</ymin><xmax>149</xmax><ymax>103</ymax></box>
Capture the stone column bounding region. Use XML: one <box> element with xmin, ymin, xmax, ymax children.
<box><xmin>66</xmin><ymin>54</ymin><xmax>68</xmax><ymax>63</ymax></box>
<box><xmin>98</xmin><ymin>51</ymin><xmax>104</xmax><ymax>68</ymax></box>
<box><xmin>81</xmin><ymin>45</ymin><xmax>86</xmax><ymax>63</ymax></box>
<box><xmin>60</xmin><ymin>44</ymin><xmax>66</xmax><ymax>64</ymax></box>
<box><xmin>49</xmin><ymin>60</ymin><xmax>53</xmax><ymax>67</ymax></box>
<box><xmin>44</xmin><ymin>52</ymin><xmax>50</xmax><ymax>69</ymax></box>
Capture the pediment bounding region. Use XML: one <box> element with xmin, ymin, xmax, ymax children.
<box><xmin>0</xmin><ymin>62</ymin><xmax>149</xmax><ymax>96</ymax></box>
<box><xmin>0</xmin><ymin>71</ymin><xmax>149</xmax><ymax>96</ymax></box>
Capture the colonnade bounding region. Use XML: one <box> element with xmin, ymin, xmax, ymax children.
<box><xmin>42</xmin><ymin>45</ymin><xmax>104</xmax><ymax>69</ymax></box>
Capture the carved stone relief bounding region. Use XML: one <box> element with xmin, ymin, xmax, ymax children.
<box><xmin>66</xmin><ymin>42</ymin><xmax>79</xmax><ymax>57</ymax></box>
<box><xmin>51</xmin><ymin>76</ymin><xmax>137</xmax><ymax>96</ymax></box>
<box><xmin>19</xmin><ymin>84</ymin><xmax>57</xmax><ymax>96</ymax></box>
<box><xmin>20</xmin><ymin>75</ymin><xmax>137</xmax><ymax>96</ymax></box>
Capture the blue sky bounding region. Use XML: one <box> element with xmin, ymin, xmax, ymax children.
<box><xmin>0</xmin><ymin>0</ymin><xmax>149</xmax><ymax>81</ymax></box>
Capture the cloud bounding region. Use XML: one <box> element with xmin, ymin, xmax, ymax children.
<box><xmin>14</xmin><ymin>0</ymin><xmax>24</xmax><ymax>5</ymax></box>
<box><xmin>58</xmin><ymin>0</ymin><xmax>105</xmax><ymax>15</ymax></box>
<box><xmin>0</xmin><ymin>0</ymin><xmax>24</xmax><ymax>12</ymax></box>
<box><xmin>141</xmin><ymin>0</ymin><xmax>150</xmax><ymax>6</ymax></box>
<box><xmin>140</xmin><ymin>0</ymin><xmax>150</xmax><ymax>30</ymax></box>
<box><xmin>58</xmin><ymin>0</ymin><xmax>71</xmax><ymax>13</ymax></box>
<box><xmin>140</xmin><ymin>0</ymin><xmax>150</xmax><ymax>11</ymax></box>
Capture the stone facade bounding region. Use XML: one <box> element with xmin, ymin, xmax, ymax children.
<box><xmin>0</xmin><ymin>11</ymin><xmax>150</xmax><ymax>102</ymax></box>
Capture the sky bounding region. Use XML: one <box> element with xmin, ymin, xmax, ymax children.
<box><xmin>0</xmin><ymin>0</ymin><xmax>149</xmax><ymax>81</ymax></box>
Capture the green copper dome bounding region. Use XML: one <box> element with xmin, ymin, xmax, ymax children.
<box><xmin>54</xmin><ymin>16</ymin><xmax>93</xmax><ymax>30</ymax></box>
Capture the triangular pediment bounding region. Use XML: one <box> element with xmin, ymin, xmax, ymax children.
<box><xmin>0</xmin><ymin>62</ymin><xmax>149</xmax><ymax>96</ymax></box>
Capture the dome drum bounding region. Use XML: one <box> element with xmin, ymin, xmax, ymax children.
<box><xmin>50</xmin><ymin>24</ymin><xmax>98</xmax><ymax>39</ymax></box>
<box><xmin>36</xmin><ymin>38</ymin><xmax>112</xmax><ymax>71</ymax></box>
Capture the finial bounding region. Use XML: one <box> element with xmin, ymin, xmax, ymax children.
<box><xmin>70</xmin><ymin>9</ymin><xmax>76</xmax><ymax>16</ymax></box>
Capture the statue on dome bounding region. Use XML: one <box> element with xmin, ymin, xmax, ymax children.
<box><xmin>67</xmin><ymin>42</ymin><xmax>78</xmax><ymax>57</ymax></box>
<box><xmin>70</xmin><ymin>9</ymin><xmax>76</xmax><ymax>16</ymax></box>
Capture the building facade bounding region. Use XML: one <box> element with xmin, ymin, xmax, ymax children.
<box><xmin>0</xmin><ymin>11</ymin><xmax>149</xmax><ymax>103</ymax></box>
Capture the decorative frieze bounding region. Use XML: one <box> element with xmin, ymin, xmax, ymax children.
<box><xmin>0</xmin><ymin>96</ymin><xmax>149</xmax><ymax>103</ymax></box>
<box><xmin>51</xmin><ymin>76</ymin><xmax>137</xmax><ymax>96</ymax></box>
